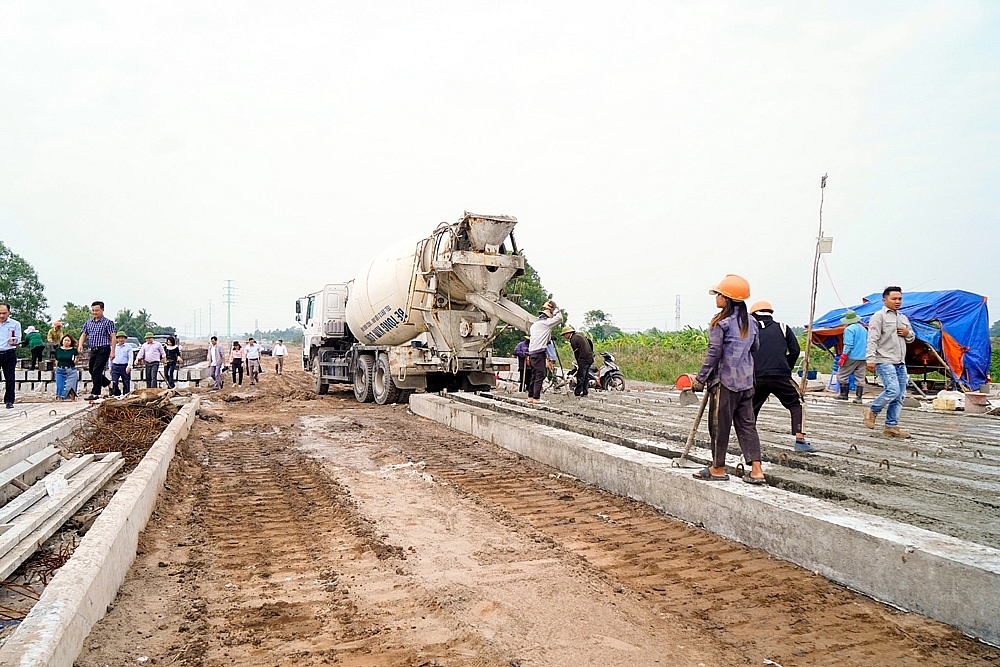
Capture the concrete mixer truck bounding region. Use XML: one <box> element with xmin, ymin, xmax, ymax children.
<box><xmin>295</xmin><ymin>212</ymin><xmax>537</xmax><ymax>403</ymax></box>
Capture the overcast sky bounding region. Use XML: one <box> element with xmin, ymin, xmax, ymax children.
<box><xmin>2</xmin><ymin>1</ymin><xmax>997</xmax><ymax>336</ymax></box>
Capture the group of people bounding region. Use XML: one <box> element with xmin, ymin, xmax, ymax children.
<box><xmin>512</xmin><ymin>302</ymin><xmax>598</xmax><ymax>402</ymax></box>
<box><xmin>206</xmin><ymin>336</ymin><xmax>287</xmax><ymax>391</ymax></box>
<box><xmin>0</xmin><ymin>300</ymin><xmax>190</xmax><ymax>406</ymax></box>
<box><xmin>689</xmin><ymin>277</ymin><xmax>915</xmax><ymax>485</ymax></box>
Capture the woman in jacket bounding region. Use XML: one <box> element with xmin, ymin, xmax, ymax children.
<box><xmin>692</xmin><ymin>274</ymin><xmax>766</xmax><ymax>484</ymax></box>
<box><xmin>163</xmin><ymin>336</ymin><xmax>182</xmax><ymax>388</ymax></box>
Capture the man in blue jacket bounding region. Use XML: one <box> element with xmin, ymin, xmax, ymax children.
<box><xmin>836</xmin><ymin>310</ymin><xmax>867</xmax><ymax>403</ymax></box>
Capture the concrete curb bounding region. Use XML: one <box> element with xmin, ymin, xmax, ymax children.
<box><xmin>411</xmin><ymin>393</ymin><xmax>1000</xmax><ymax>647</ymax></box>
<box><xmin>0</xmin><ymin>397</ymin><xmax>201</xmax><ymax>667</ymax></box>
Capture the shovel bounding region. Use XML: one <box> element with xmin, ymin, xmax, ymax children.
<box><xmin>673</xmin><ymin>386</ymin><xmax>711</xmax><ymax>468</ymax></box>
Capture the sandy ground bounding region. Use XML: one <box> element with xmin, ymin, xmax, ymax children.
<box><xmin>76</xmin><ymin>367</ymin><xmax>999</xmax><ymax>666</ymax></box>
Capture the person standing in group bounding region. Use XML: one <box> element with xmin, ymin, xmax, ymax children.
<box><xmin>230</xmin><ymin>341</ymin><xmax>244</xmax><ymax>386</ymax></box>
<box><xmin>109</xmin><ymin>332</ymin><xmax>134</xmax><ymax>396</ymax></box>
<box><xmin>244</xmin><ymin>337</ymin><xmax>262</xmax><ymax>385</ymax></box>
<box><xmin>46</xmin><ymin>320</ymin><xmax>65</xmax><ymax>359</ymax></box>
<box><xmin>78</xmin><ymin>301</ymin><xmax>116</xmax><ymax>400</ymax></box>
<box><xmin>54</xmin><ymin>335</ymin><xmax>79</xmax><ymax>400</ymax></box>
<box><xmin>836</xmin><ymin>310</ymin><xmax>867</xmax><ymax>404</ymax></box>
<box><xmin>514</xmin><ymin>334</ymin><xmax>530</xmax><ymax>392</ymax></box>
<box><xmin>22</xmin><ymin>326</ymin><xmax>45</xmax><ymax>370</ymax></box>
<box><xmin>748</xmin><ymin>301</ymin><xmax>814</xmax><ymax>453</ymax></box>
<box><xmin>207</xmin><ymin>336</ymin><xmax>225</xmax><ymax>390</ymax></box>
<box><xmin>163</xmin><ymin>336</ymin><xmax>182</xmax><ymax>389</ymax></box>
<box><xmin>863</xmin><ymin>287</ymin><xmax>915</xmax><ymax>438</ymax></box>
<box><xmin>272</xmin><ymin>339</ymin><xmax>288</xmax><ymax>375</ymax></box>
<box><xmin>526</xmin><ymin>301</ymin><xmax>563</xmax><ymax>404</ymax></box>
<box><xmin>135</xmin><ymin>332</ymin><xmax>166</xmax><ymax>388</ymax></box>
<box><xmin>0</xmin><ymin>303</ymin><xmax>21</xmax><ymax>409</ymax></box>
<box><xmin>691</xmin><ymin>275</ymin><xmax>766</xmax><ymax>484</ymax></box>
<box><xmin>561</xmin><ymin>325</ymin><xmax>594</xmax><ymax>397</ymax></box>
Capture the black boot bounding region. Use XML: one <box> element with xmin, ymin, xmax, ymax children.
<box><xmin>836</xmin><ymin>387</ymin><xmax>849</xmax><ymax>401</ymax></box>
<box><xmin>854</xmin><ymin>387</ymin><xmax>864</xmax><ymax>404</ymax></box>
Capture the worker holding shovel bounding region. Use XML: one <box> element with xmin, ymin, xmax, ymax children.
<box><xmin>691</xmin><ymin>274</ymin><xmax>766</xmax><ymax>484</ymax></box>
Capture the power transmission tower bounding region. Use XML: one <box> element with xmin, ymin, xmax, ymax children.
<box><xmin>208</xmin><ymin>300</ymin><xmax>213</xmax><ymax>337</ymax></box>
<box><xmin>254</xmin><ymin>318</ymin><xmax>259</xmax><ymax>335</ymax></box>
<box><xmin>223</xmin><ymin>280</ymin><xmax>237</xmax><ymax>338</ymax></box>
<box><xmin>674</xmin><ymin>295</ymin><xmax>681</xmax><ymax>331</ymax></box>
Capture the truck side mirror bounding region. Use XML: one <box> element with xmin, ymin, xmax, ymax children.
<box><xmin>295</xmin><ymin>313</ymin><xmax>301</xmax><ymax>323</ymax></box>
<box><xmin>295</xmin><ymin>301</ymin><xmax>301</xmax><ymax>314</ymax></box>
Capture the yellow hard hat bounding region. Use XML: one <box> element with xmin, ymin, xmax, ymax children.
<box><xmin>561</xmin><ymin>325</ymin><xmax>576</xmax><ymax>335</ymax></box>
<box><xmin>749</xmin><ymin>300</ymin><xmax>773</xmax><ymax>314</ymax></box>
<box><xmin>710</xmin><ymin>274</ymin><xmax>751</xmax><ymax>302</ymax></box>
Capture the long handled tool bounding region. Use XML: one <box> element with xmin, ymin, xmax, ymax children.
<box><xmin>673</xmin><ymin>387</ymin><xmax>711</xmax><ymax>468</ymax></box>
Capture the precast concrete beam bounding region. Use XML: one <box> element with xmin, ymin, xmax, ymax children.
<box><xmin>410</xmin><ymin>393</ymin><xmax>1000</xmax><ymax>647</ymax></box>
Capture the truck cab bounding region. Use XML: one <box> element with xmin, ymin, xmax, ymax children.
<box><xmin>296</xmin><ymin>284</ymin><xmax>353</xmax><ymax>392</ymax></box>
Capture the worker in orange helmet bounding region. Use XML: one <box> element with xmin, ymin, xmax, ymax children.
<box><xmin>749</xmin><ymin>301</ymin><xmax>814</xmax><ymax>453</ymax></box>
<box><xmin>691</xmin><ymin>274</ymin><xmax>766</xmax><ymax>484</ymax></box>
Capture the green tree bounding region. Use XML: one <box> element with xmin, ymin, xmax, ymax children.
<box><xmin>990</xmin><ymin>320</ymin><xmax>1000</xmax><ymax>337</ymax></box>
<box><xmin>0</xmin><ymin>241</ymin><xmax>49</xmax><ymax>339</ymax></box>
<box><xmin>60</xmin><ymin>302</ymin><xmax>92</xmax><ymax>338</ymax></box>
<box><xmin>583</xmin><ymin>309</ymin><xmax>623</xmax><ymax>341</ymax></box>
<box><xmin>492</xmin><ymin>256</ymin><xmax>554</xmax><ymax>356</ymax></box>
<box><xmin>112</xmin><ymin>308</ymin><xmax>174</xmax><ymax>339</ymax></box>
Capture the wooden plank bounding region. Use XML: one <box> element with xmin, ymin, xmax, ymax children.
<box><xmin>0</xmin><ymin>456</ymin><xmax>124</xmax><ymax>580</ymax></box>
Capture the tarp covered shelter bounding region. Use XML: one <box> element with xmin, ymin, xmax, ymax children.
<box><xmin>810</xmin><ymin>290</ymin><xmax>991</xmax><ymax>390</ymax></box>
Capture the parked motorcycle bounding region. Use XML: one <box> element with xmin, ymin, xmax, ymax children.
<box><xmin>568</xmin><ymin>351</ymin><xmax>626</xmax><ymax>392</ymax></box>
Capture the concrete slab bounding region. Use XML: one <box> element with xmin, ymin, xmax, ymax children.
<box><xmin>410</xmin><ymin>393</ymin><xmax>1000</xmax><ymax>647</ymax></box>
<box><xmin>0</xmin><ymin>397</ymin><xmax>200</xmax><ymax>667</ymax></box>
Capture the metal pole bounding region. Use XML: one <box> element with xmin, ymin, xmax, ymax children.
<box><xmin>798</xmin><ymin>173</ymin><xmax>827</xmax><ymax>434</ymax></box>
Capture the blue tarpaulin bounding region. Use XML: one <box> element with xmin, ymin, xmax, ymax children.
<box><xmin>811</xmin><ymin>290</ymin><xmax>991</xmax><ymax>390</ymax></box>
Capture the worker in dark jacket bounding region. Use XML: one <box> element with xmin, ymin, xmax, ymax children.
<box><xmin>749</xmin><ymin>301</ymin><xmax>814</xmax><ymax>453</ymax></box>
<box><xmin>561</xmin><ymin>325</ymin><xmax>594</xmax><ymax>397</ymax></box>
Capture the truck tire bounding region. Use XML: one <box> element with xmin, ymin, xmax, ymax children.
<box><xmin>354</xmin><ymin>354</ymin><xmax>375</xmax><ymax>403</ymax></box>
<box><xmin>373</xmin><ymin>354</ymin><xmax>402</xmax><ymax>405</ymax></box>
<box><xmin>312</xmin><ymin>361</ymin><xmax>329</xmax><ymax>395</ymax></box>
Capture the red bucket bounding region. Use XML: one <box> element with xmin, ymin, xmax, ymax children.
<box><xmin>675</xmin><ymin>373</ymin><xmax>697</xmax><ymax>390</ymax></box>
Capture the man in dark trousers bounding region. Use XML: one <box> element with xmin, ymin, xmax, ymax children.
<box><xmin>561</xmin><ymin>324</ymin><xmax>594</xmax><ymax>397</ymax></box>
<box><xmin>748</xmin><ymin>301</ymin><xmax>814</xmax><ymax>452</ymax></box>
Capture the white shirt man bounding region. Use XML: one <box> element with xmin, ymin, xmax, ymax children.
<box><xmin>272</xmin><ymin>340</ymin><xmax>288</xmax><ymax>375</ymax></box>
<box><xmin>244</xmin><ymin>339</ymin><xmax>262</xmax><ymax>385</ymax></box>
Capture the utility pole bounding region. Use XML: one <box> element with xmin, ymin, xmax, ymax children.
<box><xmin>223</xmin><ymin>280</ymin><xmax>236</xmax><ymax>338</ymax></box>
<box><xmin>208</xmin><ymin>300</ymin><xmax>213</xmax><ymax>337</ymax></box>
<box><xmin>799</xmin><ymin>173</ymin><xmax>834</xmax><ymax>434</ymax></box>
<box><xmin>193</xmin><ymin>310</ymin><xmax>197</xmax><ymax>338</ymax></box>
<box><xmin>254</xmin><ymin>318</ymin><xmax>259</xmax><ymax>335</ymax></box>
<box><xmin>674</xmin><ymin>295</ymin><xmax>682</xmax><ymax>331</ymax></box>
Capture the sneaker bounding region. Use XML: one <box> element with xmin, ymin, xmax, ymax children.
<box><xmin>863</xmin><ymin>408</ymin><xmax>876</xmax><ymax>429</ymax></box>
<box><xmin>883</xmin><ymin>426</ymin><xmax>910</xmax><ymax>439</ymax></box>
<box><xmin>794</xmin><ymin>440</ymin><xmax>816</xmax><ymax>453</ymax></box>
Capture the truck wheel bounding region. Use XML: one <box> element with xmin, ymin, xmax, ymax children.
<box><xmin>353</xmin><ymin>355</ymin><xmax>375</xmax><ymax>403</ymax></box>
<box><xmin>373</xmin><ymin>354</ymin><xmax>402</xmax><ymax>405</ymax></box>
<box><xmin>312</xmin><ymin>361</ymin><xmax>329</xmax><ymax>394</ymax></box>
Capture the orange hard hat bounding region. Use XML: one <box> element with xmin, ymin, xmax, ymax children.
<box><xmin>709</xmin><ymin>274</ymin><xmax>751</xmax><ymax>302</ymax></box>
<box><xmin>749</xmin><ymin>300</ymin><xmax>773</xmax><ymax>314</ymax></box>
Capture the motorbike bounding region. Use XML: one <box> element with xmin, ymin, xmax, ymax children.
<box><xmin>568</xmin><ymin>351</ymin><xmax>626</xmax><ymax>392</ymax></box>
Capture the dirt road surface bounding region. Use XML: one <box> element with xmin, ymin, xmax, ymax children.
<box><xmin>76</xmin><ymin>368</ymin><xmax>999</xmax><ymax>666</ymax></box>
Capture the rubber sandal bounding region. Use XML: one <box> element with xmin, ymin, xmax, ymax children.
<box><xmin>692</xmin><ymin>467</ymin><xmax>729</xmax><ymax>481</ymax></box>
<box><xmin>742</xmin><ymin>474</ymin><xmax>767</xmax><ymax>485</ymax></box>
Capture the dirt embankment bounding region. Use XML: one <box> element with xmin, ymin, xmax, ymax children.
<box><xmin>76</xmin><ymin>370</ymin><xmax>999</xmax><ymax>666</ymax></box>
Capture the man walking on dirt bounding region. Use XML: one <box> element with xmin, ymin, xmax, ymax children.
<box><xmin>836</xmin><ymin>309</ymin><xmax>867</xmax><ymax>403</ymax></box>
<box><xmin>272</xmin><ymin>339</ymin><xmax>288</xmax><ymax>375</ymax></box>
<box><xmin>864</xmin><ymin>287</ymin><xmax>915</xmax><ymax>438</ymax></box>
<box><xmin>207</xmin><ymin>336</ymin><xmax>225</xmax><ymax>390</ymax></box>
<box><xmin>749</xmin><ymin>301</ymin><xmax>814</xmax><ymax>452</ymax></box>
<box><xmin>526</xmin><ymin>301</ymin><xmax>563</xmax><ymax>404</ymax></box>
<box><xmin>244</xmin><ymin>337</ymin><xmax>262</xmax><ymax>385</ymax></box>
<box><xmin>561</xmin><ymin>325</ymin><xmax>594</xmax><ymax>397</ymax></box>
<box><xmin>78</xmin><ymin>301</ymin><xmax>116</xmax><ymax>401</ymax></box>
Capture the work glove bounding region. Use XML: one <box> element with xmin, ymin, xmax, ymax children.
<box><xmin>838</xmin><ymin>354</ymin><xmax>848</xmax><ymax>367</ymax></box>
<box><xmin>690</xmin><ymin>378</ymin><xmax>704</xmax><ymax>392</ymax></box>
